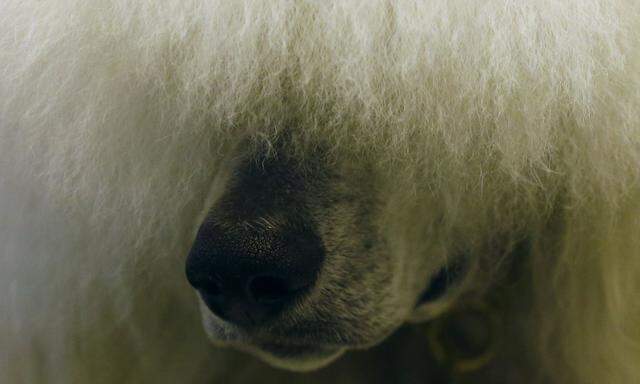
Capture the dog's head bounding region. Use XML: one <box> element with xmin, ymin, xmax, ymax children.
<box><xmin>184</xmin><ymin>139</ymin><xmax>469</xmax><ymax>371</ymax></box>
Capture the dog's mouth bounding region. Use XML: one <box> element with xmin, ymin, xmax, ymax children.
<box><xmin>254</xmin><ymin>341</ymin><xmax>345</xmax><ymax>366</ymax></box>
<box><xmin>257</xmin><ymin>341</ymin><xmax>335</xmax><ymax>357</ymax></box>
<box><xmin>216</xmin><ymin>336</ymin><xmax>346</xmax><ymax>371</ymax></box>
<box><xmin>199</xmin><ymin>302</ymin><xmax>349</xmax><ymax>370</ymax></box>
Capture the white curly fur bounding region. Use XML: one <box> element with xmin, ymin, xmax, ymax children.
<box><xmin>1</xmin><ymin>1</ymin><xmax>639</xmax><ymax>383</ymax></box>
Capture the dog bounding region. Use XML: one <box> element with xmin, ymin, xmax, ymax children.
<box><xmin>1</xmin><ymin>1</ymin><xmax>639</xmax><ymax>383</ymax></box>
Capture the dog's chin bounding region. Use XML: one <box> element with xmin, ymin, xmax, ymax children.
<box><xmin>207</xmin><ymin>334</ymin><xmax>346</xmax><ymax>372</ymax></box>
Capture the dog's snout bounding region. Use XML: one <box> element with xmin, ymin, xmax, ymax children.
<box><xmin>185</xmin><ymin>218</ymin><xmax>324</xmax><ymax>327</ymax></box>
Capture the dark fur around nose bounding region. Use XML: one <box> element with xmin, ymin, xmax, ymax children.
<box><xmin>185</xmin><ymin>154</ymin><xmax>325</xmax><ymax>328</ymax></box>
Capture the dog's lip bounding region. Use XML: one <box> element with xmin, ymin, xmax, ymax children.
<box><xmin>202</xmin><ymin>314</ymin><xmax>353</xmax><ymax>350</ymax></box>
<box><xmin>201</xmin><ymin>307</ymin><xmax>360</xmax><ymax>348</ymax></box>
<box><xmin>256</xmin><ymin>340</ymin><xmax>340</xmax><ymax>357</ymax></box>
<box><xmin>241</xmin><ymin>340</ymin><xmax>347</xmax><ymax>372</ymax></box>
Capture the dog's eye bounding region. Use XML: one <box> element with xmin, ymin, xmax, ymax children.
<box><xmin>418</xmin><ymin>258</ymin><xmax>468</xmax><ymax>304</ymax></box>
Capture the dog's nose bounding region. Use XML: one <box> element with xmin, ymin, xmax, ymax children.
<box><xmin>185</xmin><ymin>218</ymin><xmax>324</xmax><ymax>327</ymax></box>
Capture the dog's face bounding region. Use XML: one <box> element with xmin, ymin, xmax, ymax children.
<box><xmin>185</xmin><ymin>140</ymin><xmax>465</xmax><ymax>371</ymax></box>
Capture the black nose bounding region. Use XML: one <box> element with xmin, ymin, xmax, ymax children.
<box><xmin>185</xmin><ymin>218</ymin><xmax>324</xmax><ymax>327</ymax></box>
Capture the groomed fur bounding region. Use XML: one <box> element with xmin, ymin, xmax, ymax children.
<box><xmin>1</xmin><ymin>1</ymin><xmax>639</xmax><ymax>383</ymax></box>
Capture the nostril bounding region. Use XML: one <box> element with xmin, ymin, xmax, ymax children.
<box><xmin>200</xmin><ymin>277</ymin><xmax>222</xmax><ymax>297</ymax></box>
<box><xmin>186</xmin><ymin>270</ymin><xmax>222</xmax><ymax>297</ymax></box>
<box><xmin>248</xmin><ymin>275</ymin><xmax>301</xmax><ymax>304</ymax></box>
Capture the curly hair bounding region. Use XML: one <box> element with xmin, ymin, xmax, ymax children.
<box><xmin>1</xmin><ymin>1</ymin><xmax>638</xmax><ymax>383</ymax></box>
